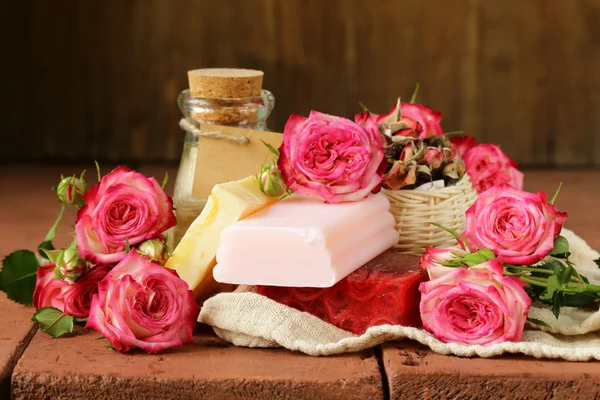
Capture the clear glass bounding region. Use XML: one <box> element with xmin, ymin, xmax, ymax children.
<box><xmin>171</xmin><ymin>89</ymin><xmax>275</xmax><ymax>246</ymax></box>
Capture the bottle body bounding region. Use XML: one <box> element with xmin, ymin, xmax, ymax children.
<box><xmin>171</xmin><ymin>89</ymin><xmax>275</xmax><ymax>246</ymax></box>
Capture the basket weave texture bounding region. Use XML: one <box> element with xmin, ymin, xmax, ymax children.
<box><xmin>382</xmin><ymin>174</ymin><xmax>478</xmax><ymax>253</ymax></box>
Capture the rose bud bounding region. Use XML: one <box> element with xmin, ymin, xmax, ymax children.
<box><xmin>56</xmin><ymin>174</ymin><xmax>87</xmax><ymax>207</ymax></box>
<box><xmin>54</xmin><ymin>246</ymin><xmax>88</xmax><ymax>282</ymax></box>
<box><xmin>424</xmin><ymin>147</ymin><xmax>444</xmax><ymax>169</ymax></box>
<box><xmin>420</xmin><ymin>247</ymin><xmax>465</xmax><ymax>280</ymax></box>
<box><xmin>259</xmin><ymin>164</ymin><xmax>287</xmax><ymax>197</ymax></box>
<box><xmin>136</xmin><ymin>239</ymin><xmax>169</xmax><ymax>265</ymax></box>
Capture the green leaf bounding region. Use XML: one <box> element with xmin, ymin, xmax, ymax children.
<box><xmin>44</xmin><ymin>204</ymin><xmax>65</xmax><ymax>242</ymax></box>
<box><xmin>0</xmin><ymin>250</ymin><xmax>39</xmax><ymax>304</ymax></box>
<box><xmin>550</xmin><ymin>236</ymin><xmax>570</xmax><ymax>257</ymax></box>
<box><xmin>527</xmin><ymin>317</ymin><xmax>551</xmax><ymax>328</ymax></box>
<box><xmin>260</xmin><ymin>140</ymin><xmax>280</xmax><ymax>158</ymax></box>
<box><xmin>552</xmin><ymin>294</ymin><xmax>562</xmax><ymax>319</ymax></box>
<box><xmin>41</xmin><ymin>248</ymin><xmax>62</xmax><ymax>264</ymax></box>
<box><xmin>550</xmin><ymin>182</ymin><xmax>563</xmax><ymax>205</ymax></box>
<box><xmin>358</xmin><ymin>101</ymin><xmax>369</xmax><ymax>112</ymax></box>
<box><xmin>125</xmin><ymin>237</ymin><xmax>131</xmax><ymax>254</ymax></box>
<box><xmin>594</xmin><ymin>258</ymin><xmax>600</xmax><ymax>269</ymax></box>
<box><xmin>409</xmin><ymin>83</ymin><xmax>420</xmax><ymax>104</ymax></box>
<box><xmin>31</xmin><ymin>307</ymin><xmax>74</xmax><ymax>338</ymax></box>
<box><xmin>161</xmin><ymin>172</ymin><xmax>169</xmax><ymax>189</ymax></box>
<box><xmin>94</xmin><ymin>160</ymin><xmax>102</xmax><ymax>182</ymax></box>
<box><xmin>561</xmin><ymin>292</ymin><xmax>597</xmax><ymax>308</ymax></box>
<box><xmin>38</xmin><ymin>240</ymin><xmax>55</xmax><ymax>259</ymax></box>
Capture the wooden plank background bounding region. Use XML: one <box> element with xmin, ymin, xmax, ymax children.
<box><xmin>2</xmin><ymin>0</ymin><xmax>599</xmax><ymax>166</ymax></box>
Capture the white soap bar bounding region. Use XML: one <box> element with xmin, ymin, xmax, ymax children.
<box><xmin>213</xmin><ymin>193</ymin><xmax>398</xmax><ymax>287</ymax></box>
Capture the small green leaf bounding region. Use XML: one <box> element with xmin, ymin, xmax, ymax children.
<box><xmin>43</xmin><ymin>204</ymin><xmax>66</xmax><ymax>243</ymax></box>
<box><xmin>561</xmin><ymin>292</ymin><xmax>597</xmax><ymax>307</ymax></box>
<box><xmin>358</xmin><ymin>101</ymin><xmax>369</xmax><ymax>112</ymax></box>
<box><xmin>550</xmin><ymin>236</ymin><xmax>569</xmax><ymax>256</ymax></box>
<box><xmin>31</xmin><ymin>307</ymin><xmax>74</xmax><ymax>338</ymax></box>
<box><xmin>74</xmin><ymin>317</ymin><xmax>88</xmax><ymax>323</ymax></box>
<box><xmin>125</xmin><ymin>237</ymin><xmax>131</xmax><ymax>254</ymax></box>
<box><xmin>459</xmin><ymin>252</ymin><xmax>488</xmax><ymax>266</ymax></box>
<box><xmin>38</xmin><ymin>240</ymin><xmax>55</xmax><ymax>259</ymax></box>
<box><xmin>409</xmin><ymin>83</ymin><xmax>420</xmax><ymax>104</ymax></box>
<box><xmin>94</xmin><ymin>160</ymin><xmax>102</xmax><ymax>182</ymax></box>
<box><xmin>527</xmin><ymin>317</ymin><xmax>551</xmax><ymax>328</ymax></box>
<box><xmin>0</xmin><ymin>250</ymin><xmax>40</xmax><ymax>304</ymax></box>
<box><xmin>550</xmin><ymin>182</ymin><xmax>563</xmax><ymax>205</ymax></box>
<box><xmin>95</xmin><ymin>336</ymin><xmax>106</xmax><ymax>341</ymax></box>
<box><xmin>552</xmin><ymin>294</ymin><xmax>562</xmax><ymax>319</ymax></box>
<box><xmin>261</xmin><ymin>140</ymin><xmax>280</xmax><ymax>158</ymax></box>
<box><xmin>161</xmin><ymin>172</ymin><xmax>169</xmax><ymax>189</ymax></box>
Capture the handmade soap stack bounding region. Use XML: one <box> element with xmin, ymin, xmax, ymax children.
<box><xmin>257</xmin><ymin>251</ymin><xmax>426</xmax><ymax>333</ymax></box>
<box><xmin>168</xmin><ymin>173</ymin><xmax>428</xmax><ymax>334</ymax></box>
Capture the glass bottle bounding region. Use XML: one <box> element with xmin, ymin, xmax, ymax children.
<box><xmin>171</xmin><ymin>89</ymin><xmax>275</xmax><ymax>246</ymax></box>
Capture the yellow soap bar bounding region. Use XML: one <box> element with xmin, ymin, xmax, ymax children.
<box><xmin>165</xmin><ymin>175</ymin><xmax>277</xmax><ymax>302</ymax></box>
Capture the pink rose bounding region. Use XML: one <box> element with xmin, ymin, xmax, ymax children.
<box><xmin>463</xmin><ymin>184</ymin><xmax>568</xmax><ymax>265</ymax></box>
<box><xmin>419</xmin><ymin>260</ymin><xmax>531</xmax><ymax>345</ymax></box>
<box><xmin>76</xmin><ymin>166</ymin><xmax>177</xmax><ymax>264</ymax></box>
<box><xmin>462</xmin><ymin>144</ymin><xmax>524</xmax><ymax>193</ymax></box>
<box><xmin>33</xmin><ymin>263</ymin><xmax>68</xmax><ymax>311</ymax></box>
<box><xmin>33</xmin><ymin>263</ymin><xmax>110</xmax><ymax>318</ymax></box>
<box><xmin>450</xmin><ymin>135</ymin><xmax>476</xmax><ymax>158</ymax></box>
<box><xmin>86</xmin><ymin>251</ymin><xmax>200</xmax><ymax>354</ymax></box>
<box><xmin>278</xmin><ymin>111</ymin><xmax>384</xmax><ymax>203</ymax></box>
<box><xmin>373</xmin><ymin>103</ymin><xmax>443</xmax><ymax>139</ymax></box>
<box><xmin>61</xmin><ymin>266</ymin><xmax>111</xmax><ymax>318</ymax></box>
<box><xmin>419</xmin><ymin>247</ymin><xmax>465</xmax><ymax>280</ymax></box>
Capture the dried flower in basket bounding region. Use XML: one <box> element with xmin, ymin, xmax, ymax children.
<box><xmin>370</xmin><ymin>97</ymin><xmax>465</xmax><ymax>191</ymax></box>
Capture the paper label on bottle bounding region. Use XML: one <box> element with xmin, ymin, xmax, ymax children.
<box><xmin>192</xmin><ymin>125</ymin><xmax>283</xmax><ymax>198</ymax></box>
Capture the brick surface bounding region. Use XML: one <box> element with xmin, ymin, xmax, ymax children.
<box><xmin>12</xmin><ymin>328</ymin><xmax>383</xmax><ymax>400</ymax></box>
<box><xmin>0</xmin><ymin>295</ymin><xmax>37</xmax><ymax>398</ymax></box>
<box><xmin>382</xmin><ymin>341</ymin><xmax>600</xmax><ymax>400</ymax></box>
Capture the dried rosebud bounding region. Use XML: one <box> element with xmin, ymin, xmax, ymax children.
<box><xmin>136</xmin><ymin>239</ymin><xmax>169</xmax><ymax>265</ymax></box>
<box><xmin>424</xmin><ymin>147</ymin><xmax>444</xmax><ymax>169</ymax></box>
<box><xmin>259</xmin><ymin>164</ymin><xmax>287</xmax><ymax>197</ymax></box>
<box><xmin>56</xmin><ymin>173</ymin><xmax>87</xmax><ymax>207</ymax></box>
<box><xmin>54</xmin><ymin>246</ymin><xmax>88</xmax><ymax>281</ymax></box>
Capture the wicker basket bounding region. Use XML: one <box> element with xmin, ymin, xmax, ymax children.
<box><xmin>382</xmin><ymin>174</ymin><xmax>478</xmax><ymax>253</ymax></box>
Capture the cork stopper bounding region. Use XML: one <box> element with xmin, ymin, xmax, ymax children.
<box><xmin>187</xmin><ymin>68</ymin><xmax>264</xmax><ymax>99</ymax></box>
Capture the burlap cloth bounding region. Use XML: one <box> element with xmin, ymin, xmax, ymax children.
<box><xmin>198</xmin><ymin>228</ymin><xmax>600</xmax><ymax>361</ymax></box>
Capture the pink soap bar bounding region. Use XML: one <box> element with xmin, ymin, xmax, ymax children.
<box><xmin>257</xmin><ymin>251</ymin><xmax>427</xmax><ymax>334</ymax></box>
<box><xmin>213</xmin><ymin>193</ymin><xmax>398</xmax><ymax>287</ymax></box>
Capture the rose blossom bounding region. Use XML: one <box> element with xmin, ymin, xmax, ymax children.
<box><xmin>463</xmin><ymin>184</ymin><xmax>568</xmax><ymax>265</ymax></box>
<box><xmin>419</xmin><ymin>247</ymin><xmax>465</xmax><ymax>280</ymax></box>
<box><xmin>76</xmin><ymin>166</ymin><xmax>177</xmax><ymax>264</ymax></box>
<box><xmin>419</xmin><ymin>260</ymin><xmax>531</xmax><ymax>345</ymax></box>
<box><xmin>462</xmin><ymin>144</ymin><xmax>524</xmax><ymax>193</ymax></box>
<box><xmin>86</xmin><ymin>251</ymin><xmax>200</xmax><ymax>354</ymax></box>
<box><xmin>277</xmin><ymin>111</ymin><xmax>384</xmax><ymax>203</ymax></box>
<box><xmin>373</xmin><ymin>102</ymin><xmax>443</xmax><ymax>139</ymax></box>
<box><xmin>33</xmin><ymin>263</ymin><xmax>110</xmax><ymax>318</ymax></box>
<box><xmin>450</xmin><ymin>135</ymin><xmax>477</xmax><ymax>158</ymax></box>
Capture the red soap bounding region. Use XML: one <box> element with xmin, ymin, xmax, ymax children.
<box><xmin>257</xmin><ymin>251</ymin><xmax>427</xmax><ymax>334</ymax></box>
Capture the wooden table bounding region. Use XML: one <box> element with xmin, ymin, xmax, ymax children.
<box><xmin>2</xmin><ymin>164</ymin><xmax>600</xmax><ymax>399</ymax></box>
